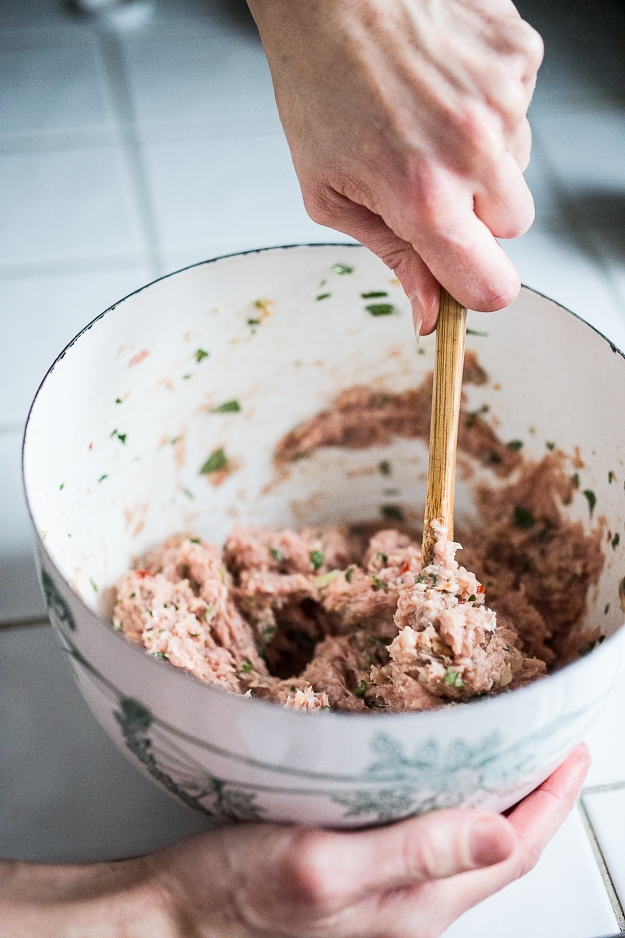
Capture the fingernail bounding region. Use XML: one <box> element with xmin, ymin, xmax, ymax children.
<box><xmin>410</xmin><ymin>295</ymin><xmax>423</xmax><ymax>337</ymax></box>
<box><xmin>469</xmin><ymin>818</ymin><xmax>515</xmax><ymax>867</ymax></box>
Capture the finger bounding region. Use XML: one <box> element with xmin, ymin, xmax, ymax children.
<box><xmin>386</xmin><ymin>168</ymin><xmax>521</xmax><ymax>313</ymax></box>
<box><xmin>306</xmin><ymin>191</ymin><xmax>441</xmax><ymax>334</ymax></box>
<box><xmin>414</xmin><ymin>744</ymin><xmax>593</xmax><ymax>932</ymax></box>
<box><xmin>507</xmin><ymin>116</ymin><xmax>533</xmax><ymax>171</ymax></box>
<box><xmin>474</xmin><ymin>151</ymin><xmax>535</xmax><ymax>238</ymax></box>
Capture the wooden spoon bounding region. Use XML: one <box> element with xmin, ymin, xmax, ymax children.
<box><xmin>421</xmin><ymin>289</ymin><xmax>468</xmax><ymax>566</ymax></box>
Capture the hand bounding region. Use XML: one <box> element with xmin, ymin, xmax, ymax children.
<box><xmin>247</xmin><ymin>0</ymin><xmax>544</xmax><ymax>333</ymax></box>
<box><xmin>0</xmin><ymin>746</ymin><xmax>587</xmax><ymax>937</ymax></box>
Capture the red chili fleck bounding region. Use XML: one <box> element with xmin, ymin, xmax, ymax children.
<box><xmin>135</xmin><ymin>569</ymin><xmax>152</xmax><ymax>579</ymax></box>
<box><xmin>89</xmin><ymin>443</ymin><xmax>93</xmax><ymax>450</ymax></box>
<box><xmin>399</xmin><ymin>561</ymin><xmax>411</xmax><ymax>575</ymax></box>
<box><xmin>477</xmin><ymin>584</ymin><xmax>485</xmax><ymax>594</ymax></box>
<box><xmin>130</xmin><ymin>349</ymin><xmax>150</xmax><ymax>367</ymax></box>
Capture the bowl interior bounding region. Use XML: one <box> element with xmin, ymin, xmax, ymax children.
<box><xmin>23</xmin><ymin>245</ymin><xmax>625</xmax><ymax>644</ymax></box>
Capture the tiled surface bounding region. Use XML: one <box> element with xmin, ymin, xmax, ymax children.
<box><xmin>1</xmin><ymin>1</ymin><xmax>625</xmax><ymax>936</ymax></box>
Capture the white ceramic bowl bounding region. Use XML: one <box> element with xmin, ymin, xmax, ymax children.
<box><xmin>23</xmin><ymin>244</ymin><xmax>625</xmax><ymax>828</ymax></box>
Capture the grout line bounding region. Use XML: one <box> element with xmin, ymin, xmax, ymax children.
<box><xmin>579</xmin><ymin>798</ymin><xmax>625</xmax><ymax>931</ymax></box>
<box><xmin>96</xmin><ymin>30</ymin><xmax>162</xmax><ymax>279</ymax></box>
<box><xmin>0</xmin><ymin>616</ymin><xmax>50</xmax><ymax>631</ymax></box>
<box><xmin>584</xmin><ymin>782</ymin><xmax>625</xmax><ymax>796</ymax></box>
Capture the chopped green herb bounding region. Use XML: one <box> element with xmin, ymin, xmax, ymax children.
<box><xmin>183</xmin><ymin>488</ymin><xmax>194</xmax><ymax>499</ymax></box>
<box><xmin>247</xmin><ymin>318</ymin><xmax>261</xmax><ymax>327</ymax></box>
<box><xmin>190</xmin><ymin>632</ymin><xmax>200</xmax><ymax>638</ymax></box>
<box><xmin>366</xmin><ymin>303</ymin><xmax>397</xmax><ymax>317</ymax></box>
<box><xmin>579</xmin><ymin>636</ymin><xmax>605</xmax><ymax>657</ymax></box>
<box><xmin>507</xmin><ymin>440</ymin><xmax>524</xmax><ymax>451</ymax></box>
<box><xmin>513</xmin><ymin>506</ymin><xmax>535</xmax><ymax>529</ymax></box>
<box><xmin>383</xmin><ymin>487</ymin><xmax>399</xmax><ymax>497</ymax></box>
<box><xmin>59</xmin><ymin>482</ymin><xmax>64</xmax><ymax>490</ymax></box>
<box><xmin>488</xmin><ymin>451</ymin><xmax>502</xmax><ymax>465</ymax></box>
<box><xmin>146</xmin><ymin>609</ymin><xmax>153</xmax><ymax>617</ymax></box>
<box><xmin>430</xmin><ymin>573</ymin><xmax>438</xmax><ymax>586</ymax></box>
<box><xmin>378</xmin><ymin>460</ymin><xmax>391</xmax><ymax>476</ymax></box>
<box><xmin>571</xmin><ymin>473</ymin><xmax>580</xmax><ymax>489</ymax></box>
<box><xmin>269</xmin><ymin>547</ymin><xmax>285</xmax><ymax>563</ymax></box>
<box><xmin>240</xmin><ymin>659</ymin><xmax>253</xmax><ymax>673</ymax></box>
<box><xmin>546</xmin><ymin>441</ymin><xmax>555</xmax><ymax>451</ymax></box>
<box><xmin>111</xmin><ymin>429</ymin><xmax>127</xmax><ymax>443</ymax></box>
<box><xmin>355</xmin><ymin>680</ymin><xmax>367</xmax><ymax>698</ymax></box>
<box><xmin>204</xmin><ymin>605</ymin><xmax>214</xmax><ymax>621</ymax></box>
<box><xmin>200</xmin><ymin>448</ymin><xmax>228</xmax><ymax>475</ymax></box>
<box><xmin>310</xmin><ymin>549</ymin><xmax>325</xmax><ymax>570</ymax></box>
<box><xmin>90</xmin><ymin>578</ymin><xmax>98</xmax><ymax>592</ymax></box>
<box><xmin>316</xmin><ymin>292</ymin><xmax>331</xmax><ymax>301</ymax></box>
<box><xmin>613</xmin><ymin>533</ymin><xmax>620</xmax><ymax>549</ymax></box>
<box><xmin>114</xmin><ymin>621</ymin><xmax>124</xmax><ymax>631</ymax></box>
<box><xmin>605</xmin><ymin>603</ymin><xmax>611</xmax><ymax>615</ymax></box>
<box><xmin>115</xmin><ymin>397</ymin><xmax>122</xmax><ymax>404</ymax></box>
<box><xmin>467</xmin><ymin>594</ymin><xmax>477</xmax><ymax>603</ymax></box>
<box><xmin>361</xmin><ymin>290</ymin><xmax>388</xmax><ymax>299</ymax></box>
<box><xmin>371</xmin><ymin>576</ymin><xmax>388</xmax><ymax>591</ymax></box>
<box><xmin>331</xmin><ymin>263</ymin><xmax>353</xmax><ymax>275</ymax></box>
<box><xmin>583</xmin><ymin>489</ymin><xmax>596</xmax><ymax>516</ymax></box>
<box><xmin>315</xmin><ymin>570</ymin><xmax>340</xmax><ymax>589</ymax></box>
<box><xmin>416</xmin><ymin>573</ymin><xmax>425</xmax><ymax>583</ymax></box>
<box><xmin>152</xmin><ymin>651</ymin><xmax>167</xmax><ymax>660</ymax></box>
<box><xmin>130</xmin><ymin>592</ymin><xmax>136</xmax><ymax>599</ymax></box>
<box><xmin>377</xmin><ymin>551</ymin><xmax>389</xmax><ymax>565</ymax></box>
<box><xmin>380</xmin><ymin>504</ymin><xmax>405</xmax><ymax>522</ymax></box>
<box><xmin>609</xmin><ymin>471</ymin><xmax>616</xmax><ymax>484</ymax></box>
<box><xmin>98</xmin><ymin>474</ymin><xmax>108</xmax><ymax>482</ymax></box>
<box><xmin>195</xmin><ymin>348</ymin><xmax>209</xmax><ymax>363</ymax></box>
<box><xmin>321</xmin><ymin>705</ymin><xmax>332</xmax><ymax>711</ymax></box>
<box><xmin>345</xmin><ymin>565</ymin><xmax>355</xmax><ymax>583</ymax></box>
<box><xmin>211</xmin><ymin>400</ymin><xmax>241</xmax><ymax>413</ymax></box>
<box><xmin>261</xmin><ymin>625</ymin><xmax>276</xmax><ymax>641</ymax></box>
<box><xmin>182</xmin><ymin>374</ymin><xmax>191</xmax><ymax>380</ymax></box>
<box><xmin>418</xmin><ymin>347</ymin><xmax>426</xmax><ymax>355</ymax></box>
<box><xmin>190</xmin><ymin>537</ymin><xmax>201</xmax><ymax>544</ymax></box>
<box><xmin>466</xmin><ymin>328</ymin><xmax>488</xmax><ymax>337</ymax></box>
<box><xmin>444</xmin><ymin>669</ymin><xmax>466</xmax><ymax>687</ymax></box>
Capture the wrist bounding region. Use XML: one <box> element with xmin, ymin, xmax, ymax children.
<box><xmin>0</xmin><ymin>857</ymin><xmax>174</xmax><ymax>938</ymax></box>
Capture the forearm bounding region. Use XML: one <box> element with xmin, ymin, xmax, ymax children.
<box><xmin>0</xmin><ymin>857</ymin><xmax>172</xmax><ymax>938</ymax></box>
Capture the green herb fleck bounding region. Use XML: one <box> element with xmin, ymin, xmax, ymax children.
<box><xmin>322</xmin><ymin>705</ymin><xmax>332</xmax><ymax>711</ymax></box>
<box><xmin>182</xmin><ymin>374</ymin><xmax>191</xmax><ymax>380</ymax></box>
<box><xmin>380</xmin><ymin>504</ymin><xmax>405</xmax><ymax>522</ymax></box>
<box><xmin>513</xmin><ymin>505</ymin><xmax>535</xmax><ymax>529</ymax></box>
<box><xmin>579</xmin><ymin>636</ymin><xmax>605</xmax><ymax>657</ymax></box>
<box><xmin>211</xmin><ymin>400</ymin><xmax>241</xmax><ymax>413</ymax></box>
<box><xmin>130</xmin><ymin>592</ymin><xmax>136</xmax><ymax>599</ymax></box>
<box><xmin>371</xmin><ymin>576</ymin><xmax>388</xmax><ymax>591</ymax></box>
<box><xmin>418</xmin><ymin>347</ymin><xmax>426</xmax><ymax>355</ymax></box>
<box><xmin>466</xmin><ymin>328</ymin><xmax>488</xmax><ymax>337</ymax></box>
<box><xmin>571</xmin><ymin>473</ymin><xmax>580</xmax><ymax>489</ymax></box>
<box><xmin>190</xmin><ymin>633</ymin><xmax>200</xmax><ymax>638</ymax></box>
<box><xmin>467</xmin><ymin>594</ymin><xmax>477</xmax><ymax>603</ymax></box>
<box><xmin>613</xmin><ymin>533</ymin><xmax>620</xmax><ymax>549</ymax></box>
<box><xmin>416</xmin><ymin>573</ymin><xmax>425</xmax><ymax>583</ymax></box>
<box><xmin>546</xmin><ymin>441</ymin><xmax>555</xmax><ymax>451</ymax></box>
<box><xmin>331</xmin><ymin>263</ymin><xmax>353</xmax><ymax>275</ymax></box>
<box><xmin>444</xmin><ymin>669</ymin><xmax>466</xmax><ymax>687</ymax></box>
<box><xmin>183</xmin><ymin>488</ymin><xmax>194</xmax><ymax>500</ymax></box>
<box><xmin>315</xmin><ymin>570</ymin><xmax>340</xmax><ymax>589</ymax></box>
<box><xmin>378</xmin><ymin>460</ymin><xmax>391</xmax><ymax>476</ymax></box>
<box><xmin>115</xmin><ymin>397</ymin><xmax>122</xmax><ymax>404</ymax></box>
<box><xmin>98</xmin><ymin>474</ymin><xmax>108</xmax><ymax>482</ymax></box>
<box><xmin>507</xmin><ymin>440</ymin><xmax>523</xmax><ymax>451</ymax></box>
<box><xmin>90</xmin><ymin>578</ymin><xmax>98</xmax><ymax>592</ymax></box>
<box><xmin>355</xmin><ymin>680</ymin><xmax>367</xmax><ymax>698</ymax></box>
<box><xmin>583</xmin><ymin>489</ymin><xmax>596</xmax><ymax>516</ymax></box>
<box><xmin>59</xmin><ymin>482</ymin><xmax>64</xmax><ymax>490</ymax></box>
<box><xmin>200</xmin><ymin>448</ymin><xmax>228</xmax><ymax>475</ymax></box>
<box><xmin>377</xmin><ymin>551</ymin><xmax>389</xmax><ymax>565</ymax></box>
<box><xmin>204</xmin><ymin>605</ymin><xmax>214</xmax><ymax>621</ymax></box>
<box><xmin>190</xmin><ymin>537</ymin><xmax>201</xmax><ymax>544</ymax></box>
<box><xmin>345</xmin><ymin>565</ymin><xmax>355</xmax><ymax>583</ymax></box>
<box><xmin>316</xmin><ymin>292</ymin><xmax>331</xmax><ymax>301</ymax></box>
<box><xmin>310</xmin><ymin>549</ymin><xmax>325</xmax><ymax>571</ymax></box>
<box><xmin>195</xmin><ymin>348</ymin><xmax>209</xmax><ymax>363</ymax></box>
<box><xmin>152</xmin><ymin>651</ymin><xmax>167</xmax><ymax>660</ymax></box>
<box><xmin>609</xmin><ymin>471</ymin><xmax>616</xmax><ymax>484</ymax></box>
<box><xmin>269</xmin><ymin>547</ymin><xmax>285</xmax><ymax>563</ymax></box>
<box><xmin>605</xmin><ymin>603</ymin><xmax>611</xmax><ymax>615</ymax></box>
<box><xmin>361</xmin><ymin>291</ymin><xmax>388</xmax><ymax>299</ymax></box>
<box><xmin>240</xmin><ymin>659</ymin><xmax>253</xmax><ymax>673</ymax></box>
<box><xmin>366</xmin><ymin>303</ymin><xmax>397</xmax><ymax>317</ymax></box>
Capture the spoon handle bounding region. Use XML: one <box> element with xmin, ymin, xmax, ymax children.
<box><xmin>422</xmin><ymin>289</ymin><xmax>468</xmax><ymax>565</ymax></box>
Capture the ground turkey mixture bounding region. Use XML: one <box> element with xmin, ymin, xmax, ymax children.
<box><xmin>112</xmin><ymin>357</ymin><xmax>605</xmax><ymax>712</ymax></box>
<box><xmin>113</xmin><ymin>459</ymin><xmax>604</xmax><ymax>711</ymax></box>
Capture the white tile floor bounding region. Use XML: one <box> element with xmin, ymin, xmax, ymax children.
<box><xmin>1</xmin><ymin>1</ymin><xmax>625</xmax><ymax>936</ymax></box>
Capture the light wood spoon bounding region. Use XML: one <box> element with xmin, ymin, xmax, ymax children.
<box><xmin>421</xmin><ymin>289</ymin><xmax>468</xmax><ymax>566</ymax></box>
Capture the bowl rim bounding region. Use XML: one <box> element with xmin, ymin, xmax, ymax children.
<box><xmin>21</xmin><ymin>242</ymin><xmax>625</xmax><ymax>725</ymax></box>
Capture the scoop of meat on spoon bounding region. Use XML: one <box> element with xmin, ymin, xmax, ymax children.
<box><xmin>421</xmin><ymin>289</ymin><xmax>468</xmax><ymax>565</ymax></box>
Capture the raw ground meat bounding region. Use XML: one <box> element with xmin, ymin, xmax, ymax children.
<box><xmin>111</xmin><ymin>360</ymin><xmax>605</xmax><ymax>713</ymax></box>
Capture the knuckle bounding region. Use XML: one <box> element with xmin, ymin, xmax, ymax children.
<box><xmin>517</xmin><ymin>20</ymin><xmax>545</xmax><ymax>71</ymax></box>
<box><xmin>303</xmin><ymin>189</ymin><xmax>335</xmax><ymax>227</ymax></box>
<box><xmin>513</xmin><ymin>841</ymin><xmax>543</xmax><ymax>880</ymax></box>
<box><xmin>281</xmin><ymin>829</ymin><xmax>340</xmax><ymax>910</ymax></box>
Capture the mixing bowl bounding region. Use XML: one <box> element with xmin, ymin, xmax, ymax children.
<box><xmin>23</xmin><ymin>244</ymin><xmax>625</xmax><ymax>828</ymax></box>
